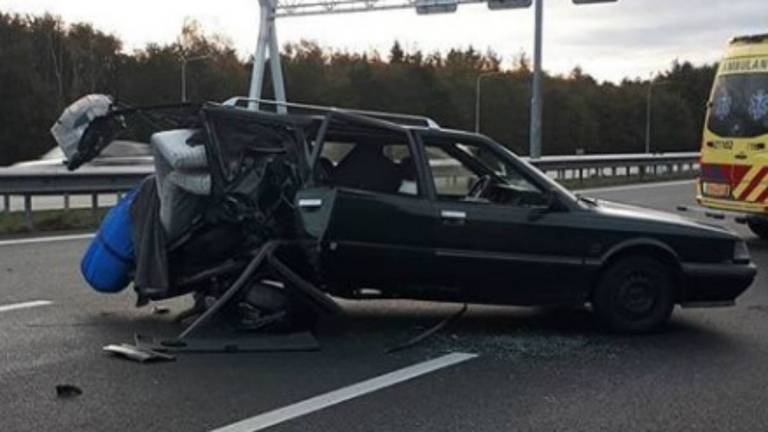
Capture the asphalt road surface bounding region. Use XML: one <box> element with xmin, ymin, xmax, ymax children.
<box><xmin>3</xmin><ymin>180</ymin><xmax>768</xmax><ymax>432</ymax></box>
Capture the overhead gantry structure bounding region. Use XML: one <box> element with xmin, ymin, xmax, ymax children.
<box><xmin>248</xmin><ymin>0</ymin><xmax>617</xmax><ymax>157</ymax></box>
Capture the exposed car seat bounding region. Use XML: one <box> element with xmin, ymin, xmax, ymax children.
<box><xmin>330</xmin><ymin>144</ymin><xmax>401</xmax><ymax>193</ymax></box>
<box><xmin>152</xmin><ymin>129</ymin><xmax>211</xmax><ymax>241</ymax></box>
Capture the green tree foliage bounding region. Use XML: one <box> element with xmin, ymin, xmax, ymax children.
<box><xmin>0</xmin><ymin>12</ymin><xmax>717</xmax><ymax>166</ymax></box>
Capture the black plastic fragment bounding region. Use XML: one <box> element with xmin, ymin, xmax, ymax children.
<box><xmin>153</xmin><ymin>306</ymin><xmax>171</xmax><ymax>315</ymax></box>
<box><xmin>55</xmin><ymin>384</ymin><xmax>83</xmax><ymax>399</ymax></box>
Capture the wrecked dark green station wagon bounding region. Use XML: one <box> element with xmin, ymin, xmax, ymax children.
<box><xmin>61</xmin><ymin>96</ymin><xmax>756</xmax><ymax>335</ymax></box>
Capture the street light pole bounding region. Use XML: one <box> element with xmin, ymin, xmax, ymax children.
<box><xmin>475</xmin><ymin>71</ymin><xmax>506</xmax><ymax>133</ymax></box>
<box><xmin>528</xmin><ymin>0</ymin><xmax>617</xmax><ymax>159</ymax></box>
<box><xmin>645</xmin><ymin>78</ymin><xmax>670</xmax><ymax>154</ymax></box>
<box><xmin>180</xmin><ymin>55</ymin><xmax>210</xmax><ymax>102</ymax></box>
<box><xmin>529</xmin><ymin>0</ymin><xmax>544</xmax><ymax>159</ymax></box>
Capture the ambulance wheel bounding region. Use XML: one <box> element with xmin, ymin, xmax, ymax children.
<box><xmin>747</xmin><ymin>216</ymin><xmax>768</xmax><ymax>240</ymax></box>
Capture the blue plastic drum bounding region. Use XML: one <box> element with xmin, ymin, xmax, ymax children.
<box><xmin>80</xmin><ymin>188</ymin><xmax>138</xmax><ymax>293</ymax></box>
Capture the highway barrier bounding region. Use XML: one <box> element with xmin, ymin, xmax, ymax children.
<box><xmin>0</xmin><ymin>152</ymin><xmax>699</xmax><ymax>230</ymax></box>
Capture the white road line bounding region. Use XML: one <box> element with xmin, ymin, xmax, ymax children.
<box><xmin>0</xmin><ymin>233</ymin><xmax>94</xmax><ymax>247</ymax></box>
<box><xmin>0</xmin><ymin>300</ymin><xmax>53</xmax><ymax>313</ymax></box>
<box><xmin>576</xmin><ymin>179</ymin><xmax>696</xmax><ymax>194</ymax></box>
<box><xmin>212</xmin><ymin>352</ymin><xmax>478</xmax><ymax>432</ymax></box>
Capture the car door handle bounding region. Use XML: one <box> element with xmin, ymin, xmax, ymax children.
<box><xmin>298</xmin><ymin>198</ymin><xmax>323</xmax><ymax>209</ymax></box>
<box><xmin>440</xmin><ymin>210</ymin><xmax>467</xmax><ymax>225</ymax></box>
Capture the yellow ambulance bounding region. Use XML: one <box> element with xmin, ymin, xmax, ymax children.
<box><xmin>698</xmin><ymin>33</ymin><xmax>768</xmax><ymax>238</ymax></box>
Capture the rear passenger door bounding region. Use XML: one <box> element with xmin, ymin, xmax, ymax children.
<box><xmin>298</xmin><ymin>113</ymin><xmax>440</xmax><ymax>292</ymax></box>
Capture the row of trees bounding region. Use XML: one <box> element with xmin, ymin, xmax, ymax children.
<box><xmin>0</xmin><ymin>12</ymin><xmax>717</xmax><ymax>166</ymax></box>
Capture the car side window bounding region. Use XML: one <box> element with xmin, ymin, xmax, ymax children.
<box><xmin>422</xmin><ymin>136</ymin><xmax>549</xmax><ymax>208</ymax></box>
<box><xmin>316</xmin><ymin>131</ymin><xmax>420</xmax><ymax>197</ymax></box>
<box><xmin>424</xmin><ymin>146</ymin><xmax>479</xmax><ymax>198</ymax></box>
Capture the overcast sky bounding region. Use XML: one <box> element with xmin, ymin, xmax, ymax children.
<box><xmin>0</xmin><ymin>0</ymin><xmax>765</xmax><ymax>82</ymax></box>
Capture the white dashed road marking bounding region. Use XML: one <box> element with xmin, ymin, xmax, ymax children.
<box><xmin>0</xmin><ymin>300</ymin><xmax>53</xmax><ymax>313</ymax></box>
<box><xmin>212</xmin><ymin>352</ymin><xmax>478</xmax><ymax>432</ymax></box>
<box><xmin>0</xmin><ymin>233</ymin><xmax>94</xmax><ymax>247</ymax></box>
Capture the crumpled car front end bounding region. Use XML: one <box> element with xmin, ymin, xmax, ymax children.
<box><xmin>54</xmin><ymin>95</ymin><xmax>329</xmax><ymax>334</ymax></box>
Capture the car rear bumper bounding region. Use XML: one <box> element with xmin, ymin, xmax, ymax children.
<box><xmin>680</xmin><ymin>262</ymin><xmax>757</xmax><ymax>305</ymax></box>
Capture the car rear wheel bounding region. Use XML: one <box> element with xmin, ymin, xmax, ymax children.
<box><xmin>592</xmin><ymin>256</ymin><xmax>676</xmax><ymax>334</ymax></box>
<box><xmin>747</xmin><ymin>216</ymin><xmax>768</xmax><ymax>240</ymax></box>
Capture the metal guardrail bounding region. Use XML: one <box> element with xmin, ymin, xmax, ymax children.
<box><xmin>529</xmin><ymin>152</ymin><xmax>700</xmax><ymax>181</ymax></box>
<box><xmin>0</xmin><ymin>152</ymin><xmax>700</xmax><ymax>230</ymax></box>
<box><xmin>0</xmin><ymin>165</ymin><xmax>152</xmax><ymax>229</ymax></box>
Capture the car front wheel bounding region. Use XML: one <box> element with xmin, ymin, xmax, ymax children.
<box><xmin>592</xmin><ymin>256</ymin><xmax>676</xmax><ymax>334</ymax></box>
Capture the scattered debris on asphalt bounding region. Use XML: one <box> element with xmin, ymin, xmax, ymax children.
<box><xmin>748</xmin><ymin>305</ymin><xmax>768</xmax><ymax>314</ymax></box>
<box><xmin>103</xmin><ymin>336</ymin><xmax>176</xmax><ymax>363</ymax></box>
<box><xmin>157</xmin><ymin>332</ymin><xmax>320</xmax><ymax>354</ymax></box>
<box><xmin>426</xmin><ymin>329</ymin><xmax>605</xmax><ymax>360</ymax></box>
<box><xmin>103</xmin><ymin>344</ymin><xmax>176</xmax><ymax>363</ymax></box>
<box><xmin>103</xmin><ymin>331</ymin><xmax>320</xmax><ymax>363</ymax></box>
<box><xmin>387</xmin><ymin>304</ymin><xmax>468</xmax><ymax>354</ymax></box>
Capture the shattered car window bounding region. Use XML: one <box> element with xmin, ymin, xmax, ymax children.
<box><xmin>318</xmin><ymin>131</ymin><xmax>420</xmax><ymax>196</ymax></box>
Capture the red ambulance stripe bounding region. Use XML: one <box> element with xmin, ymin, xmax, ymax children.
<box><xmin>732</xmin><ymin>165</ymin><xmax>752</xmax><ymax>186</ymax></box>
<box><xmin>738</xmin><ymin>167</ymin><xmax>768</xmax><ymax>200</ymax></box>
<box><xmin>757</xmin><ymin>185</ymin><xmax>768</xmax><ymax>203</ymax></box>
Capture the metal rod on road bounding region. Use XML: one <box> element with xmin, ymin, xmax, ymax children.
<box><xmin>529</xmin><ymin>0</ymin><xmax>544</xmax><ymax>159</ymax></box>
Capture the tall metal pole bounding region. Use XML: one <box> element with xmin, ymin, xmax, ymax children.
<box><xmin>475</xmin><ymin>75</ymin><xmax>482</xmax><ymax>133</ymax></box>
<box><xmin>475</xmin><ymin>71</ymin><xmax>504</xmax><ymax>133</ymax></box>
<box><xmin>529</xmin><ymin>0</ymin><xmax>544</xmax><ymax>159</ymax></box>
<box><xmin>267</xmin><ymin>12</ymin><xmax>288</xmax><ymax>114</ymax></box>
<box><xmin>645</xmin><ymin>82</ymin><xmax>653</xmax><ymax>154</ymax></box>
<box><xmin>645</xmin><ymin>79</ymin><xmax>669</xmax><ymax>154</ymax></box>
<box><xmin>181</xmin><ymin>59</ymin><xmax>187</xmax><ymax>102</ymax></box>
<box><xmin>249</xmin><ymin>0</ymin><xmax>273</xmax><ymax>110</ymax></box>
<box><xmin>249</xmin><ymin>0</ymin><xmax>287</xmax><ymax>113</ymax></box>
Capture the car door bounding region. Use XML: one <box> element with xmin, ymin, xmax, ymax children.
<box><xmin>419</xmin><ymin>131</ymin><xmax>593</xmax><ymax>305</ymax></box>
<box><xmin>297</xmin><ymin>112</ymin><xmax>440</xmax><ymax>294</ymax></box>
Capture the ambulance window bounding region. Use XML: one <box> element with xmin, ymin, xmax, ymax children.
<box><xmin>707</xmin><ymin>73</ymin><xmax>768</xmax><ymax>138</ymax></box>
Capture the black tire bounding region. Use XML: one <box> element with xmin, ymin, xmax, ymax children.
<box><xmin>592</xmin><ymin>256</ymin><xmax>676</xmax><ymax>334</ymax></box>
<box><xmin>747</xmin><ymin>216</ymin><xmax>768</xmax><ymax>240</ymax></box>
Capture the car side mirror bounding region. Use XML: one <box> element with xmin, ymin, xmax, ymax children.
<box><xmin>527</xmin><ymin>191</ymin><xmax>562</xmax><ymax>222</ymax></box>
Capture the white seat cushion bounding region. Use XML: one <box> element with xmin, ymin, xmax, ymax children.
<box><xmin>151</xmin><ymin>129</ymin><xmax>208</xmax><ymax>170</ymax></box>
